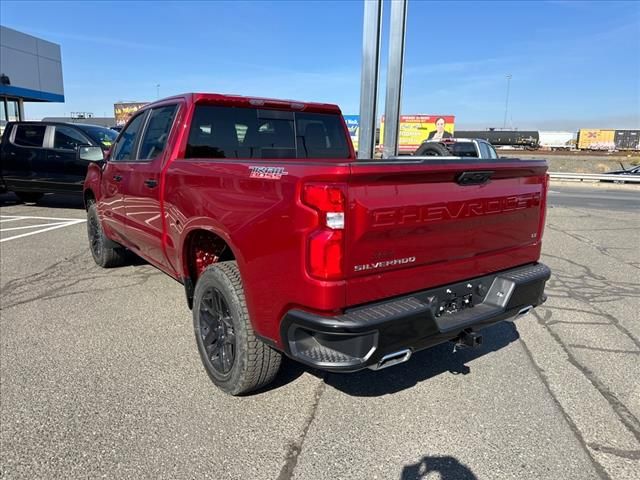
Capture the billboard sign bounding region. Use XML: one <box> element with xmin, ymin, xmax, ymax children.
<box><xmin>114</xmin><ymin>102</ymin><xmax>148</xmax><ymax>126</ymax></box>
<box><xmin>380</xmin><ymin>114</ymin><xmax>455</xmax><ymax>153</ymax></box>
<box><xmin>343</xmin><ymin>115</ymin><xmax>360</xmax><ymax>151</ymax></box>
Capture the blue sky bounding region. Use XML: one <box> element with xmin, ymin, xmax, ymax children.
<box><xmin>1</xmin><ymin>0</ymin><xmax>639</xmax><ymax>130</ymax></box>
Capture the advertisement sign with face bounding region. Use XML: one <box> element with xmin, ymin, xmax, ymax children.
<box><xmin>380</xmin><ymin>115</ymin><xmax>455</xmax><ymax>152</ymax></box>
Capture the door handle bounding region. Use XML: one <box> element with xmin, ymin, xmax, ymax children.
<box><xmin>144</xmin><ymin>179</ymin><xmax>158</xmax><ymax>188</ymax></box>
<box><xmin>113</xmin><ymin>175</ymin><xmax>122</xmax><ymax>182</ymax></box>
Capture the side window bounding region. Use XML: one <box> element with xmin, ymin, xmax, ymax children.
<box><xmin>478</xmin><ymin>141</ymin><xmax>492</xmax><ymax>159</ymax></box>
<box><xmin>53</xmin><ymin>126</ymin><xmax>91</xmax><ymax>150</ymax></box>
<box><xmin>138</xmin><ymin>105</ymin><xmax>178</xmax><ymax>160</ymax></box>
<box><xmin>488</xmin><ymin>143</ymin><xmax>499</xmax><ymax>159</ymax></box>
<box><xmin>13</xmin><ymin>124</ymin><xmax>46</xmax><ymax>147</ymax></box>
<box><xmin>111</xmin><ymin>113</ymin><xmax>146</xmax><ymax>162</ymax></box>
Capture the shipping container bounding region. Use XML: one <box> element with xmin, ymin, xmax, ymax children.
<box><xmin>577</xmin><ymin>129</ymin><xmax>616</xmax><ymax>150</ymax></box>
<box><xmin>453</xmin><ymin>130</ymin><xmax>539</xmax><ymax>148</ymax></box>
<box><xmin>538</xmin><ymin>131</ymin><xmax>575</xmax><ymax>149</ymax></box>
<box><xmin>614</xmin><ymin>130</ymin><xmax>640</xmax><ymax>150</ymax></box>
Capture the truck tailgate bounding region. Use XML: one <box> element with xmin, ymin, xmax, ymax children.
<box><xmin>345</xmin><ymin>159</ymin><xmax>548</xmax><ymax>306</ymax></box>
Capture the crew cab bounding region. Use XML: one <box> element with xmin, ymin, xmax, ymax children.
<box><xmin>83</xmin><ymin>93</ymin><xmax>550</xmax><ymax>395</ymax></box>
<box><xmin>0</xmin><ymin>121</ymin><xmax>117</xmax><ymax>202</ymax></box>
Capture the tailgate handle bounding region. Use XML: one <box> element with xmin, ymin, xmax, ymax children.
<box><xmin>457</xmin><ymin>171</ymin><xmax>494</xmax><ymax>186</ymax></box>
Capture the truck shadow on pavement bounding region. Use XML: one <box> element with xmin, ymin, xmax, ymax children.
<box><xmin>266</xmin><ymin>322</ymin><xmax>520</xmax><ymax>397</ymax></box>
<box><xmin>321</xmin><ymin>322</ymin><xmax>519</xmax><ymax>397</ymax></box>
<box><xmin>401</xmin><ymin>455</ymin><xmax>478</xmax><ymax>480</ymax></box>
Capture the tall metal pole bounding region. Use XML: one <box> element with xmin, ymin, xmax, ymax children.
<box><xmin>502</xmin><ymin>74</ymin><xmax>512</xmax><ymax>129</ymax></box>
<box><xmin>382</xmin><ymin>0</ymin><xmax>408</xmax><ymax>159</ymax></box>
<box><xmin>357</xmin><ymin>0</ymin><xmax>383</xmax><ymax>159</ymax></box>
<box><xmin>156</xmin><ymin>84</ymin><xmax>160</xmax><ymax>99</ymax></box>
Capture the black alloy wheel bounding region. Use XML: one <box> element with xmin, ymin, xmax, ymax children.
<box><xmin>198</xmin><ymin>287</ymin><xmax>236</xmax><ymax>375</ymax></box>
<box><xmin>192</xmin><ymin>261</ymin><xmax>281</xmax><ymax>395</ymax></box>
<box><xmin>86</xmin><ymin>202</ymin><xmax>127</xmax><ymax>268</ymax></box>
<box><xmin>88</xmin><ymin>210</ymin><xmax>103</xmax><ymax>259</ymax></box>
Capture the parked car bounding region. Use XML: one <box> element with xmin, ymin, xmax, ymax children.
<box><xmin>0</xmin><ymin>121</ymin><xmax>118</xmax><ymax>202</ymax></box>
<box><xmin>83</xmin><ymin>93</ymin><xmax>551</xmax><ymax>395</ymax></box>
<box><xmin>602</xmin><ymin>164</ymin><xmax>640</xmax><ymax>183</ymax></box>
<box><xmin>414</xmin><ymin>138</ymin><xmax>500</xmax><ymax>159</ymax></box>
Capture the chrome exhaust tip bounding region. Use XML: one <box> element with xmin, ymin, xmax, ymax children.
<box><xmin>369</xmin><ymin>349</ymin><xmax>412</xmax><ymax>371</ymax></box>
<box><xmin>518</xmin><ymin>305</ymin><xmax>533</xmax><ymax>316</ymax></box>
<box><xmin>507</xmin><ymin>305</ymin><xmax>534</xmax><ymax>322</ymax></box>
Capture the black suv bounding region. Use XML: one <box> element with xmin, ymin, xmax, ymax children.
<box><xmin>0</xmin><ymin>122</ymin><xmax>117</xmax><ymax>202</ymax></box>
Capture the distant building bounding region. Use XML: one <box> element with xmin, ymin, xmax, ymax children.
<box><xmin>0</xmin><ymin>26</ymin><xmax>65</xmax><ymax>133</ymax></box>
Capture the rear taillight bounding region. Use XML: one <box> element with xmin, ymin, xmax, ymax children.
<box><xmin>303</xmin><ymin>184</ymin><xmax>345</xmax><ymax>280</ymax></box>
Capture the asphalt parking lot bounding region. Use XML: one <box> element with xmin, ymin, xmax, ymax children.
<box><xmin>1</xmin><ymin>184</ymin><xmax>638</xmax><ymax>480</ymax></box>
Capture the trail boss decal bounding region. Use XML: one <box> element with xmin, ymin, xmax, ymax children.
<box><xmin>249</xmin><ymin>166</ymin><xmax>288</xmax><ymax>180</ymax></box>
<box><xmin>354</xmin><ymin>256</ymin><xmax>417</xmax><ymax>272</ymax></box>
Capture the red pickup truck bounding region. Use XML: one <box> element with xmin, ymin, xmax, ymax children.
<box><xmin>83</xmin><ymin>93</ymin><xmax>550</xmax><ymax>395</ymax></box>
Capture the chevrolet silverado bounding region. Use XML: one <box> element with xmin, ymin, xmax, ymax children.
<box><xmin>83</xmin><ymin>93</ymin><xmax>550</xmax><ymax>395</ymax></box>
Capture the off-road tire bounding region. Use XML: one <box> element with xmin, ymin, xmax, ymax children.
<box><xmin>414</xmin><ymin>142</ymin><xmax>450</xmax><ymax>156</ymax></box>
<box><xmin>86</xmin><ymin>202</ymin><xmax>127</xmax><ymax>268</ymax></box>
<box><xmin>193</xmin><ymin>261</ymin><xmax>281</xmax><ymax>395</ymax></box>
<box><xmin>15</xmin><ymin>191</ymin><xmax>44</xmax><ymax>203</ymax></box>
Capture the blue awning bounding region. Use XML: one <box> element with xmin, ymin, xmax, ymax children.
<box><xmin>0</xmin><ymin>85</ymin><xmax>64</xmax><ymax>102</ymax></box>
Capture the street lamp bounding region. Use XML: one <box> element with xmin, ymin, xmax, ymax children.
<box><xmin>503</xmin><ymin>74</ymin><xmax>512</xmax><ymax>129</ymax></box>
<box><xmin>156</xmin><ymin>84</ymin><xmax>160</xmax><ymax>99</ymax></box>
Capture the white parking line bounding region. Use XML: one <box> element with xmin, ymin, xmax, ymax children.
<box><xmin>0</xmin><ymin>215</ymin><xmax>84</xmax><ymax>222</ymax></box>
<box><xmin>1</xmin><ymin>222</ymin><xmax>69</xmax><ymax>232</ymax></box>
<box><xmin>0</xmin><ymin>216</ymin><xmax>86</xmax><ymax>243</ymax></box>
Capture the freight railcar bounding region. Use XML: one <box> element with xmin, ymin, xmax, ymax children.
<box><xmin>453</xmin><ymin>130</ymin><xmax>539</xmax><ymax>148</ymax></box>
<box><xmin>538</xmin><ymin>131</ymin><xmax>575</xmax><ymax>150</ymax></box>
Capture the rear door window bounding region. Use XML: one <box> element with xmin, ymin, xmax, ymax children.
<box><xmin>13</xmin><ymin>124</ymin><xmax>46</xmax><ymax>147</ymax></box>
<box><xmin>53</xmin><ymin>126</ymin><xmax>91</xmax><ymax>150</ymax></box>
<box><xmin>138</xmin><ymin>105</ymin><xmax>178</xmax><ymax>160</ymax></box>
<box><xmin>185</xmin><ymin>105</ymin><xmax>349</xmax><ymax>159</ymax></box>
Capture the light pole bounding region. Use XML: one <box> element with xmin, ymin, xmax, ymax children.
<box><xmin>503</xmin><ymin>74</ymin><xmax>512</xmax><ymax>129</ymax></box>
<box><xmin>156</xmin><ymin>84</ymin><xmax>160</xmax><ymax>99</ymax></box>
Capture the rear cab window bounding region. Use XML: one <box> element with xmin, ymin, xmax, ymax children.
<box><xmin>13</xmin><ymin>124</ymin><xmax>47</xmax><ymax>147</ymax></box>
<box><xmin>185</xmin><ymin>105</ymin><xmax>350</xmax><ymax>159</ymax></box>
<box><xmin>450</xmin><ymin>142</ymin><xmax>478</xmax><ymax>158</ymax></box>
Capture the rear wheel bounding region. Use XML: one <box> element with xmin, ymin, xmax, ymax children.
<box><xmin>15</xmin><ymin>191</ymin><xmax>44</xmax><ymax>203</ymax></box>
<box><xmin>193</xmin><ymin>261</ymin><xmax>281</xmax><ymax>395</ymax></box>
<box><xmin>87</xmin><ymin>202</ymin><xmax>127</xmax><ymax>268</ymax></box>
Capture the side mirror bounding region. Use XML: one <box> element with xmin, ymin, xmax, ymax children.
<box><xmin>78</xmin><ymin>145</ymin><xmax>105</xmax><ymax>163</ymax></box>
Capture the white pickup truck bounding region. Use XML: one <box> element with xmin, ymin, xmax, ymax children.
<box><xmin>414</xmin><ymin>138</ymin><xmax>500</xmax><ymax>159</ymax></box>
